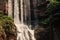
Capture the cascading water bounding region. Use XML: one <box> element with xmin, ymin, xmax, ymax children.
<box><xmin>8</xmin><ymin>0</ymin><xmax>12</xmax><ymax>18</ymax></box>
<box><xmin>14</xmin><ymin>0</ymin><xmax>36</xmax><ymax>40</ymax></box>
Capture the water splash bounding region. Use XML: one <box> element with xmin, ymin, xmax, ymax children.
<box><xmin>15</xmin><ymin>24</ymin><xmax>36</xmax><ymax>40</ymax></box>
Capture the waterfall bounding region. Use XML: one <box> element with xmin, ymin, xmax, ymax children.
<box><xmin>13</xmin><ymin>0</ymin><xmax>36</xmax><ymax>40</ymax></box>
<box><xmin>14</xmin><ymin>0</ymin><xmax>20</xmax><ymax>24</ymax></box>
<box><xmin>20</xmin><ymin>0</ymin><xmax>24</xmax><ymax>24</ymax></box>
<box><xmin>8</xmin><ymin>0</ymin><xmax>12</xmax><ymax>18</ymax></box>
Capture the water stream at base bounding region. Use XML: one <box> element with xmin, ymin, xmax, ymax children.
<box><xmin>15</xmin><ymin>24</ymin><xmax>36</xmax><ymax>40</ymax></box>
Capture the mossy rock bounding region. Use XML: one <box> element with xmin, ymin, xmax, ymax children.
<box><xmin>0</xmin><ymin>14</ymin><xmax>16</xmax><ymax>40</ymax></box>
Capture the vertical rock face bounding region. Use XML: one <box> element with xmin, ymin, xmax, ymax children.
<box><xmin>0</xmin><ymin>0</ymin><xmax>7</xmax><ymax>14</ymax></box>
<box><xmin>5</xmin><ymin>2</ymin><xmax>8</xmax><ymax>15</ymax></box>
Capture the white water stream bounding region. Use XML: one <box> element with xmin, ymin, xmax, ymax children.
<box><xmin>14</xmin><ymin>0</ymin><xmax>36</xmax><ymax>40</ymax></box>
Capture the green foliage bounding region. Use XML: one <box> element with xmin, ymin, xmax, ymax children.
<box><xmin>50</xmin><ymin>0</ymin><xmax>60</xmax><ymax>3</ymax></box>
<box><xmin>39</xmin><ymin>0</ymin><xmax>60</xmax><ymax>26</ymax></box>
<box><xmin>0</xmin><ymin>14</ymin><xmax>16</xmax><ymax>40</ymax></box>
<box><xmin>0</xmin><ymin>14</ymin><xmax>12</xmax><ymax>33</ymax></box>
<box><xmin>50</xmin><ymin>0</ymin><xmax>57</xmax><ymax>3</ymax></box>
<box><xmin>0</xmin><ymin>14</ymin><xmax>15</xmax><ymax>39</ymax></box>
<box><xmin>47</xmin><ymin>2</ymin><xmax>60</xmax><ymax>13</ymax></box>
